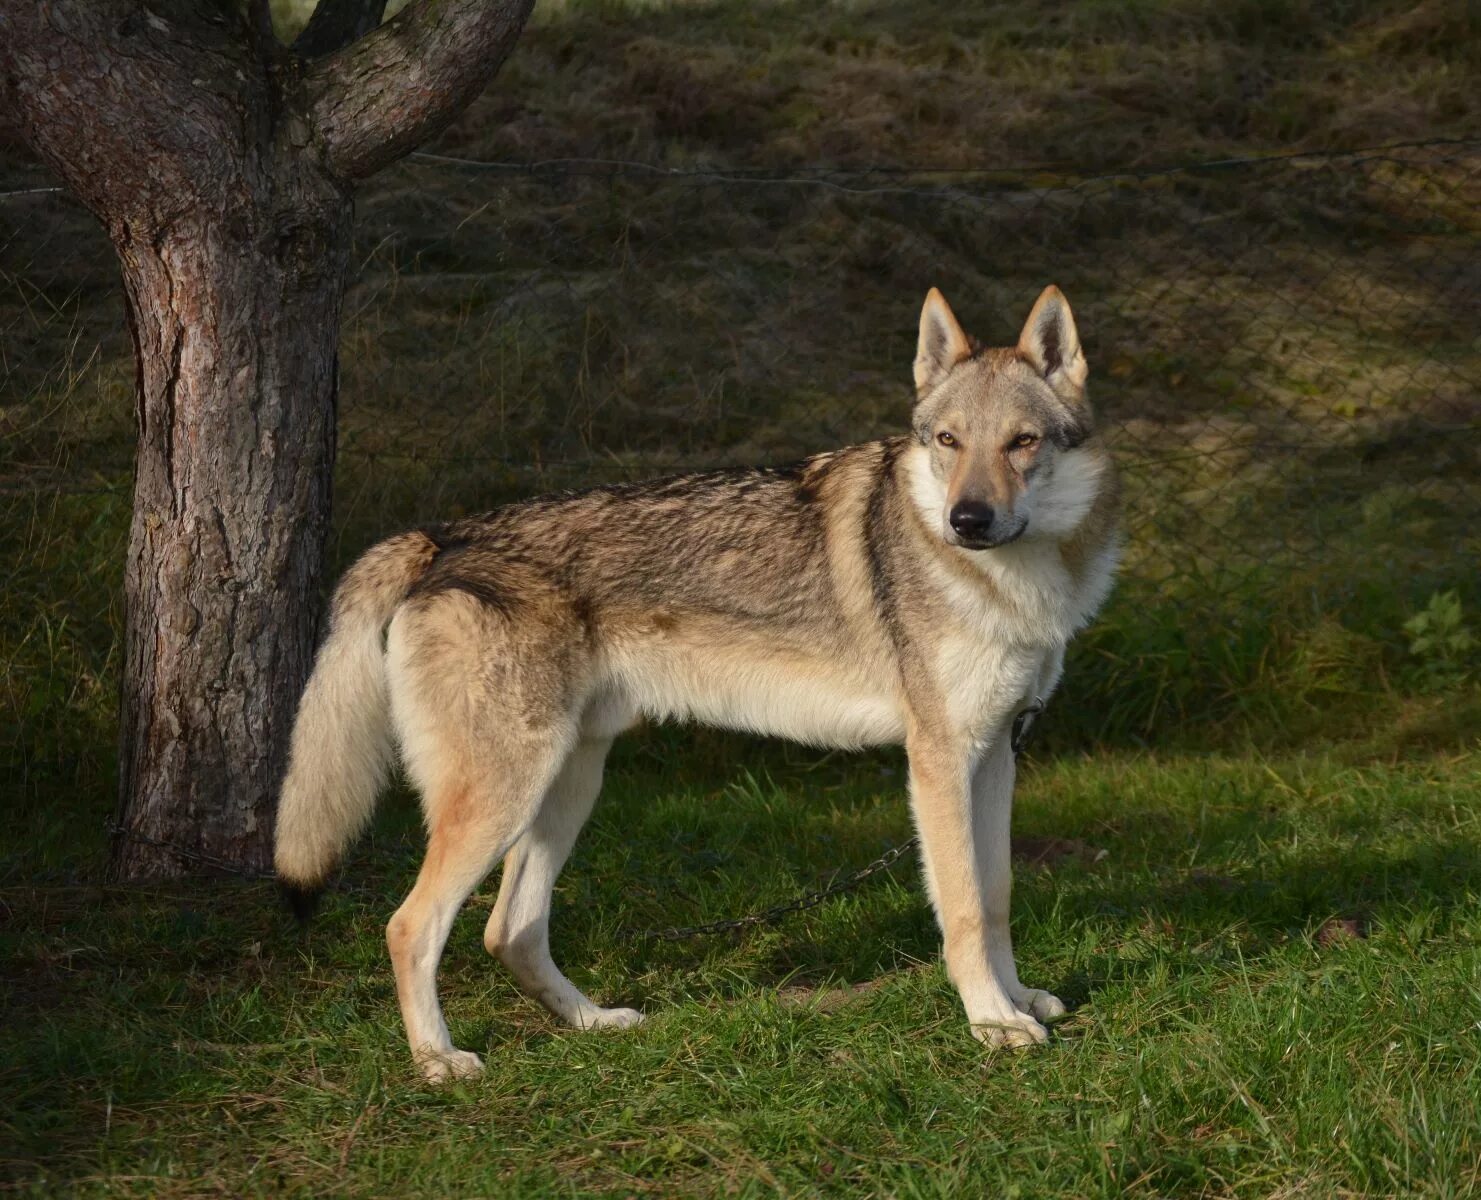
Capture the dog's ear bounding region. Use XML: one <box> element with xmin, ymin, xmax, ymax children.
<box><xmin>1017</xmin><ymin>285</ymin><xmax>1087</xmax><ymax>400</ymax></box>
<box><xmin>914</xmin><ymin>287</ymin><xmax>973</xmax><ymax>398</ymax></box>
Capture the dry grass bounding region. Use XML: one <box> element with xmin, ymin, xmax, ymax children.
<box><xmin>2</xmin><ymin>2</ymin><xmax>1477</xmax><ymax>755</ymax></box>
<box><xmin>466</xmin><ymin>0</ymin><xmax>1478</xmax><ymax>170</ymax></box>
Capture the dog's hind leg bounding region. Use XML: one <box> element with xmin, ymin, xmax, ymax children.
<box><xmin>484</xmin><ymin>735</ymin><xmax>644</xmax><ymax>1031</ymax></box>
<box><xmin>386</xmin><ymin>740</ymin><xmax>568</xmax><ymax>1082</ymax></box>
<box><xmin>384</xmin><ymin>596</ymin><xmax>579</xmax><ymax>1082</ymax></box>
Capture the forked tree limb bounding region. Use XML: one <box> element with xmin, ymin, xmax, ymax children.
<box><xmin>3</xmin><ymin>0</ymin><xmax>535</xmax><ymax>202</ymax></box>
<box><xmin>304</xmin><ymin>0</ymin><xmax>534</xmax><ymax>181</ymax></box>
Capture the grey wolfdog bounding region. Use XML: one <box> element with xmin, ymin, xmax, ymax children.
<box><xmin>275</xmin><ymin>285</ymin><xmax>1121</xmax><ymax>1080</ymax></box>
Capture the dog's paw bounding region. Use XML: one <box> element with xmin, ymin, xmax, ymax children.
<box><xmin>418</xmin><ymin>1049</ymin><xmax>485</xmax><ymax>1083</ymax></box>
<box><xmin>582</xmin><ymin>1006</ymin><xmax>645</xmax><ymax>1031</ymax></box>
<box><xmin>1012</xmin><ymin>987</ymin><xmax>1067</xmax><ymax>1023</ymax></box>
<box><xmin>971</xmin><ymin>1014</ymin><xmax>1049</xmax><ymax>1049</ymax></box>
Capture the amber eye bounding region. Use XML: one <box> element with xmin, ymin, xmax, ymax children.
<box><xmin>1009</xmin><ymin>433</ymin><xmax>1039</xmax><ymax>450</ymax></box>
<box><xmin>936</xmin><ymin>431</ymin><xmax>958</xmax><ymax>449</ymax></box>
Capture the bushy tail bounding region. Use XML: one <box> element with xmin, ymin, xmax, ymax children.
<box><xmin>274</xmin><ymin>531</ymin><xmax>441</xmax><ymax>910</ymax></box>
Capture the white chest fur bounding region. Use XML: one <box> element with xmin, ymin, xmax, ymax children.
<box><xmin>904</xmin><ymin>444</ymin><xmax>1116</xmax><ymax>739</ymax></box>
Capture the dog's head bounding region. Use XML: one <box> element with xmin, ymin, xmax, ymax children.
<box><xmin>910</xmin><ymin>285</ymin><xmax>1103</xmax><ymax>550</ymax></box>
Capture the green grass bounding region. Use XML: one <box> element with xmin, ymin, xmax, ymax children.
<box><xmin>4</xmin><ymin>739</ymin><xmax>1480</xmax><ymax>1196</ymax></box>
<box><xmin>3</xmin><ymin>0</ymin><xmax>1481</xmax><ymax>1193</ymax></box>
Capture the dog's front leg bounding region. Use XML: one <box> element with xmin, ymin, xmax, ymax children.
<box><xmin>907</xmin><ymin>730</ymin><xmax>1049</xmax><ymax>1048</ymax></box>
<box><xmin>972</xmin><ymin>732</ymin><xmax>1067</xmax><ymax>1028</ymax></box>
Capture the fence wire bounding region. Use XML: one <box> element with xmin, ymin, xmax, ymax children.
<box><xmin>3</xmin><ymin>139</ymin><xmax>1478</xmax><ymax>633</ymax></box>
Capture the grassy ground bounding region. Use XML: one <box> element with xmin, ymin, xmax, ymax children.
<box><xmin>3</xmin><ymin>0</ymin><xmax>1481</xmax><ymax>1195</ymax></box>
<box><xmin>5</xmin><ymin>736</ymin><xmax>1480</xmax><ymax>1196</ymax></box>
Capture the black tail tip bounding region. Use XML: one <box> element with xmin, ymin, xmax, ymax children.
<box><xmin>279</xmin><ymin>880</ymin><xmax>325</xmax><ymax>924</ymax></box>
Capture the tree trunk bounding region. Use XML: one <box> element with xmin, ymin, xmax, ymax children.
<box><xmin>2</xmin><ymin>0</ymin><xmax>534</xmax><ymax>880</ymax></box>
<box><xmin>111</xmin><ymin>158</ymin><xmax>352</xmax><ymax>878</ymax></box>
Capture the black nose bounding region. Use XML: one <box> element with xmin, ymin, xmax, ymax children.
<box><xmin>949</xmin><ymin>500</ymin><xmax>995</xmax><ymax>540</ymax></box>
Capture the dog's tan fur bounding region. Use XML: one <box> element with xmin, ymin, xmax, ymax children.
<box><xmin>275</xmin><ymin>286</ymin><xmax>1120</xmax><ymax>1080</ymax></box>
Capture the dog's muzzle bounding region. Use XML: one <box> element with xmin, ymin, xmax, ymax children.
<box><xmin>947</xmin><ymin>501</ymin><xmax>1026</xmax><ymax>550</ymax></box>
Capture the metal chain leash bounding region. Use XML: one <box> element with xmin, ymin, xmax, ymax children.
<box><xmin>632</xmin><ymin>835</ymin><xmax>920</xmax><ymax>942</ymax></box>
<box><xmin>632</xmin><ymin>698</ymin><xmax>1045</xmax><ymax>942</ymax></box>
<box><xmin>103</xmin><ymin>699</ymin><xmax>1046</xmax><ymax>941</ymax></box>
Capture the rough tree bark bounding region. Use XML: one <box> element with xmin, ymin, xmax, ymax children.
<box><xmin>0</xmin><ymin>0</ymin><xmax>533</xmax><ymax>878</ymax></box>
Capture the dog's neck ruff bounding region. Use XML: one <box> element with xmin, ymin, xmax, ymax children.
<box><xmin>898</xmin><ymin>442</ymin><xmax>1116</xmax><ymax>648</ymax></box>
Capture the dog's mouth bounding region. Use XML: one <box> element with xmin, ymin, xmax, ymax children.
<box><xmin>946</xmin><ymin>523</ymin><xmax>1027</xmax><ymax>552</ymax></box>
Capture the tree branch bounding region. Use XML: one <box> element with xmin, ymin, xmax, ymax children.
<box><xmin>304</xmin><ymin>0</ymin><xmax>534</xmax><ymax>182</ymax></box>
<box><xmin>0</xmin><ymin>1</ymin><xmax>262</xmax><ymax>230</ymax></box>
<box><xmin>293</xmin><ymin>0</ymin><xmax>389</xmax><ymax>60</ymax></box>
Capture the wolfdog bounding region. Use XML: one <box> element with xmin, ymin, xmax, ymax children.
<box><xmin>275</xmin><ymin>286</ymin><xmax>1120</xmax><ymax>1080</ymax></box>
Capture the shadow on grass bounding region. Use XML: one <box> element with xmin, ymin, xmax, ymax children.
<box><xmin>4</xmin><ymin>731</ymin><xmax>1478</xmax><ymax>1189</ymax></box>
<box><xmin>617</xmin><ymin>836</ymin><xmax>1481</xmax><ymax>994</ymax></box>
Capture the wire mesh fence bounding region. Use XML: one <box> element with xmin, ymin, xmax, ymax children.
<box><xmin>3</xmin><ymin>137</ymin><xmax>1478</xmax><ymax>651</ymax></box>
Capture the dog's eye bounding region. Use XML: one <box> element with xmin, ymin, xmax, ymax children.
<box><xmin>936</xmin><ymin>431</ymin><xmax>958</xmax><ymax>449</ymax></box>
<box><xmin>1009</xmin><ymin>433</ymin><xmax>1039</xmax><ymax>450</ymax></box>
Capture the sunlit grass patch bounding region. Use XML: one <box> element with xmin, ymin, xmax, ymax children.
<box><xmin>4</xmin><ymin>746</ymin><xmax>1479</xmax><ymax>1195</ymax></box>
